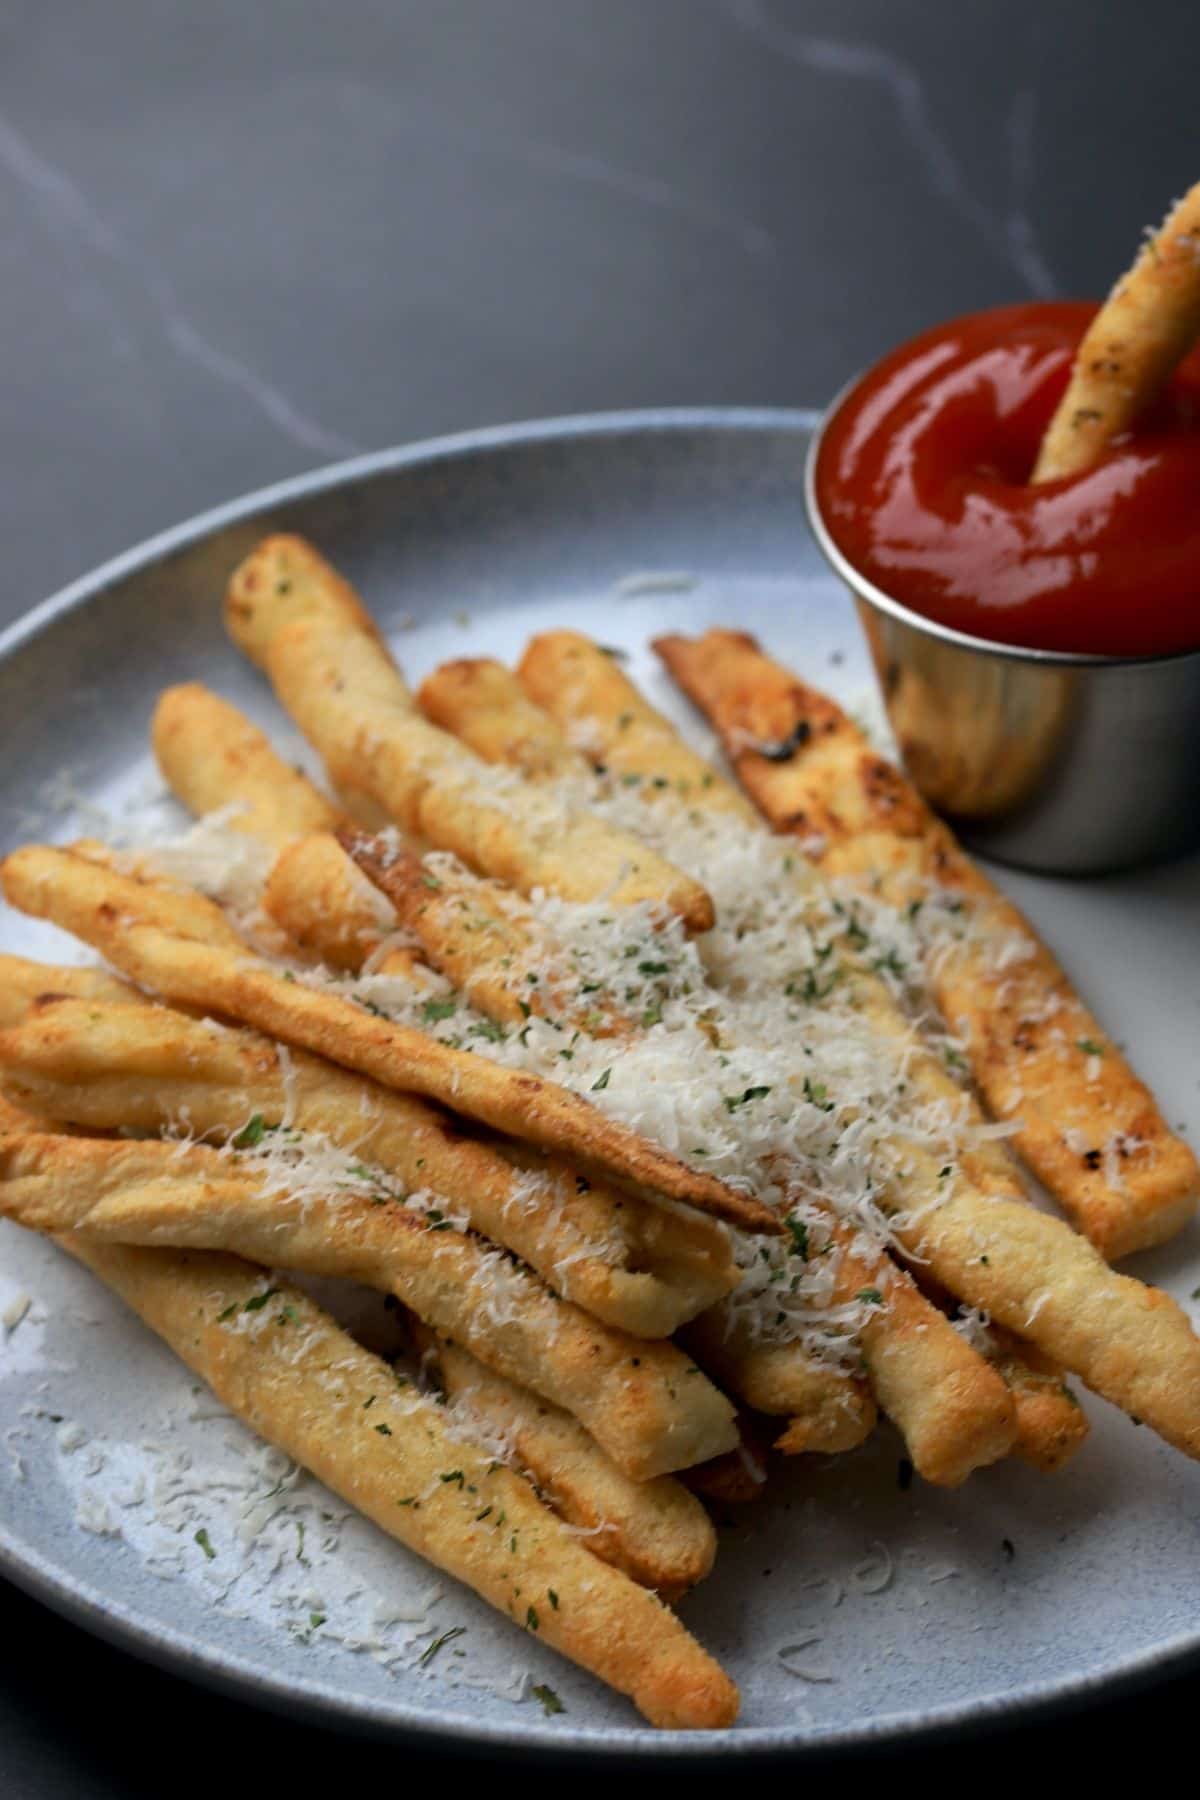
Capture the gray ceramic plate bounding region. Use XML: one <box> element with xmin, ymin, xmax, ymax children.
<box><xmin>2</xmin><ymin>410</ymin><xmax>1199</xmax><ymax>1760</ymax></box>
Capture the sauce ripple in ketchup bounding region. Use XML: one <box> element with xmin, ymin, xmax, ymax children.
<box><xmin>815</xmin><ymin>300</ymin><xmax>1200</xmax><ymax>657</ymax></box>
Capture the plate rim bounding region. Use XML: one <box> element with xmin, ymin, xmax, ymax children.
<box><xmin>2</xmin><ymin>403</ymin><xmax>1197</xmax><ymax>1759</ymax></box>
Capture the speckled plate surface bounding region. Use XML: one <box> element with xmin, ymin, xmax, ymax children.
<box><xmin>2</xmin><ymin>409</ymin><xmax>1199</xmax><ymax>1760</ymax></box>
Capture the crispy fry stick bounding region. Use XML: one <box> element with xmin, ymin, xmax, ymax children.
<box><xmin>152</xmin><ymin>683</ymin><xmax>344</xmax><ymax>849</ymax></box>
<box><xmin>516</xmin><ymin>634</ymin><xmax>757</xmax><ymax>820</ymax></box>
<box><xmin>493</xmin><ymin>642</ymin><xmax>1024</xmax><ymax>1482</ymax></box>
<box><xmin>679</xmin><ymin>1212</ymin><xmax>1020</xmax><ymax>1483</ymax></box>
<box><xmin>987</xmin><ymin>1329</ymin><xmax>1090</xmax><ymax>1473</ymax></box>
<box><xmin>223</xmin><ymin>536</ymin><xmax>714</xmax><ymax>932</ymax></box>
<box><xmin>66</xmin><ymin>839</ymin><xmax>248</xmax><ymax>950</ymax></box>
<box><xmin>1033</xmin><ymin>181</ymin><xmax>1200</xmax><ymax>482</ymax></box>
<box><xmin>0</xmin><ymin>995</ymin><xmax>737</xmax><ymax>1338</ymax></box>
<box><xmin>42</xmin><ymin>1231</ymin><xmax>736</xmax><ymax>1727</ymax></box>
<box><xmin>272</xmin><ymin>611</ymin><xmax>714</xmax><ymax>929</ymax></box>
<box><xmin>826</xmin><ymin>1225</ymin><xmax>1015</xmax><ymax>1484</ymax></box>
<box><xmin>422</xmin><ymin>1331</ymin><xmax>717</xmax><ymax>1599</ymax></box>
<box><xmin>680</xmin><ymin>1310</ymin><xmax>875</xmax><ymax>1454</ymax></box>
<box><xmin>152</xmin><ymin>684</ymin><xmax>415</xmax><ymax>978</ymax></box>
<box><xmin>0</xmin><ymin>953</ymin><xmax>142</xmax><ymax>1029</ymax></box>
<box><xmin>680</xmin><ymin>1417</ymin><xmax>771</xmax><ymax>1505</ymax></box>
<box><xmin>909</xmin><ymin>1178</ymin><xmax>1200</xmax><ymax>1457</ymax></box>
<box><xmin>0</xmin><ymin>1092</ymin><xmax>37</xmax><ymax>1130</ymax></box>
<box><xmin>262</xmin><ymin>832</ymin><xmax>409</xmax><ymax>974</ymax></box>
<box><xmin>655</xmin><ymin>629</ymin><xmax>1199</xmax><ymax>1260</ymax></box>
<box><xmin>0</xmin><ymin>1132</ymin><xmax>738</xmax><ymax>1480</ymax></box>
<box><xmin>344</xmin><ymin>834</ymin><xmax>631</xmax><ymax>1038</ymax></box>
<box><xmin>419</xmin><ymin>658</ymin><xmax>584</xmax><ymax>780</ymax></box>
<box><xmin>0</xmin><ymin>847</ymin><xmax>775</xmax><ymax>1235</ymax></box>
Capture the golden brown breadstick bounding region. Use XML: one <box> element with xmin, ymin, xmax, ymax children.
<box><xmin>987</xmin><ymin>1328</ymin><xmax>1090</xmax><ymax>1473</ymax></box>
<box><xmin>50</xmin><ymin>1232</ymin><xmax>738</xmax><ymax>1727</ymax></box>
<box><xmin>516</xmin><ymin>633</ymin><xmax>757</xmax><ymax>820</ymax></box>
<box><xmin>225</xmin><ymin>532</ymin><xmax>386</xmax><ymax>665</ymax></box>
<box><xmin>0</xmin><ymin>953</ymin><xmax>142</xmax><ymax>1029</ymax></box>
<box><xmin>680</xmin><ymin>1309</ymin><xmax>876</xmax><ymax>1454</ymax></box>
<box><xmin>0</xmin><ymin>1092</ymin><xmax>37</xmax><ymax>1130</ymax></box>
<box><xmin>419</xmin><ymin>658</ymin><xmax>583</xmax><ymax>780</ymax></box>
<box><xmin>680</xmin><ymin>1212</ymin><xmax>1019</xmax><ymax>1484</ymax></box>
<box><xmin>151</xmin><ymin>686</ymin><xmax>414</xmax><ymax>977</ymax></box>
<box><xmin>67</xmin><ymin>839</ymin><xmax>247</xmax><ymax>950</ymax></box>
<box><xmin>152</xmin><ymin>682</ymin><xmax>344</xmax><ymax>850</ymax></box>
<box><xmin>224</xmin><ymin>536</ymin><xmax>714</xmax><ymax>932</ymax></box>
<box><xmin>655</xmin><ymin>629</ymin><xmax>1198</xmax><ymax>1260</ymax></box>
<box><xmin>680</xmin><ymin>1418</ymin><xmax>772</xmax><ymax>1505</ymax></box>
<box><xmin>1034</xmin><ymin>181</ymin><xmax>1200</xmax><ymax>481</ymax></box>
<box><xmin>262</xmin><ymin>832</ymin><xmax>404</xmax><ymax>974</ymax></box>
<box><xmin>0</xmin><ymin>846</ymin><xmax>776</xmax><ymax>1235</ymax></box>
<box><xmin>343</xmin><ymin>834</ymin><xmax>630</xmax><ymax>1038</ymax></box>
<box><xmin>425</xmin><ymin>1332</ymin><xmax>717</xmax><ymax>1599</ymax></box>
<box><xmin>0</xmin><ymin>1133</ymin><xmax>738</xmax><ymax>1480</ymax></box>
<box><xmin>0</xmin><ymin>995</ymin><xmax>737</xmax><ymax>1338</ymax></box>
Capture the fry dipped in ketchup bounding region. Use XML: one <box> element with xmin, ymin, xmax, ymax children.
<box><xmin>816</xmin><ymin>185</ymin><xmax>1200</xmax><ymax>658</ymax></box>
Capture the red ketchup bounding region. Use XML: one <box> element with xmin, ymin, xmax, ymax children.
<box><xmin>814</xmin><ymin>300</ymin><xmax>1200</xmax><ymax>657</ymax></box>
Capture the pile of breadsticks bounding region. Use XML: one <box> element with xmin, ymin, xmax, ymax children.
<box><xmin>1</xmin><ymin>533</ymin><xmax>1197</xmax><ymax>1731</ymax></box>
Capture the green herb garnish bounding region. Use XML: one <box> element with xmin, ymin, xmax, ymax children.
<box><xmin>242</xmin><ymin>1287</ymin><xmax>280</xmax><ymax>1313</ymax></box>
<box><xmin>786</xmin><ymin>1218</ymin><xmax>810</xmax><ymax>1259</ymax></box>
<box><xmin>232</xmin><ymin>1113</ymin><xmax>267</xmax><ymax>1149</ymax></box>
<box><xmin>724</xmin><ymin>1085</ymin><xmax>771</xmax><ymax>1113</ymax></box>
<box><xmin>418</xmin><ymin>1626</ymin><xmax>466</xmax><ymax>1667</ymax></box>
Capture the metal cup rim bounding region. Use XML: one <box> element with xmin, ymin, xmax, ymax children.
<box><xmin>803</xmin><ymin>377</ymin><xmax>1200</xmax><ymax>673</ymax></box>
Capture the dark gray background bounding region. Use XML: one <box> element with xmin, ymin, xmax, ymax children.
<box><xmin>2</xmin><ymin>0</ymin><xmax>1198</xmax><ymax>1787</ymax></box>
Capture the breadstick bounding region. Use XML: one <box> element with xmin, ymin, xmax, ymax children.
<box><xmin>0</xmin><ymin>1092</ymin><xmax>37</xmax><ymax>1131</ymax></box>
<box><xmin>48</xmin><ymin>1232</ymin><xmax>737</xmax><ymax>1727</ymax></box>
<box><xmin>655</xmin><ymin>629</ymin><xmax>1198</xmax><ymax>1260</ymax></box>
<box><xmin>343</xmin><ymin>834</ymin><xmax>631</xmax><ymax>1038</ymax></box>
<box><xmin>517</xmin><ymin>633</ymin><xmax>757</xmax><ymax>820</ymax></box>
<box><xmin>424</xmin><ymin>1331</ymin><xmax>717</xmax><ymax>1599</ymax></box>
<box><xmin>420</xmin><ymin>657</ymin><xmax>583</xmax><ymax>780</ymax></box>
<box><xmin>0</xmin><ymin>953</ymin><xmax>143</xmax><ymax>1029</ymax></box>
<box><xmin>152</xmin><ymin>685</ymin><xmax>416</xmax><ymax>977</ymax></box>
<box><xmin>0</xmin><ymin>1133</ymin><xmax>738</xmax><ymax>1480</ymax></box>
<box><xmin>152</xmin><ymin>683</ymin><xmax>344</xmax><ymax>849</ymax></box>
<box><xmin>0</xmin><ymin>847</ymin><xmax>776</xmax><ymax>1235</ymax></box>
<box><xmin>0</xmin><ymin>995</ymin><xmax>737</xmax><ymax>1338</ymax></box>
<box><xmin>1034</xmin><ymin>181</ymin><xmax>1200</xmax><ymax>482</ymax></box>
<box><xmin>148</xmin><ymin>703</ymin><xmax>750</xmax><ymax>1361</ymax></box>
<box><xmin>224</xmin><ymin>536</ymin><xmax>714</xmax><ymax>932</ymax></box>
<box><xmin>680</xmin><ymin>1310</ymin><xmax>875</xmax><ymax>1454</ymax></box>
<box><xmin>262</xmin><ymin>832</ymin><xmax>409</xmax><ymax>974</ymax></box>
<box><xmin>987</xmin><ymin>1329</ymin><xmax>1090</xmax><ymax>1473</ymax></box>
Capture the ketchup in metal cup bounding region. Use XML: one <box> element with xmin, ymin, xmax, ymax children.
<box><xmin>814</xmin><ymin>300</ymin><xmax>1200</xmax><ymax>657</ymax></box>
